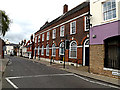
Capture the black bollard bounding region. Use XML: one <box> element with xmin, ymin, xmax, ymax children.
<box><xmin>50</xmin><ymin>56</ymin><xmax>53</xmax><ymax>65</ymax></box>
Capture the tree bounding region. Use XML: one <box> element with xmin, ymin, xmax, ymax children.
<box><xmin>0</xmin><ymin>10</ymin><xmax>11</xmax><ymax>36</ymax></box>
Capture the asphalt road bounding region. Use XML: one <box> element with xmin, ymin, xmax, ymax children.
<box><xmin>2</xmin><ymin>56</ymin><xmax>119</xmax><ymax>89</ymax></box>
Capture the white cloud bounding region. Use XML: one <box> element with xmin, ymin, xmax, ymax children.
<box><xmin>0</xmin><ymin>0</ymin><xmax>86</xmax><ymax>44</ymax></box>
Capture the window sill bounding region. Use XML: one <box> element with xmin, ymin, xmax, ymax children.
<box><xmin>85</xmin><ymin>30</ymin><xmax>89</xmax><ymax>32</ymax></box>
<box><xmin>69</xmin><ymin>57</ymin><xmax>77</xmax><ymax>59</ymax></box>
<box><xmin>52</xmin><ymin>55</ymin><xmax>56</xmax><ymax>57</ymax></box>
<box><xmin>103</xmin><ymin>68</ymin><xmax>120</xmax><ymax>72</ymax></box>
<box><xmin>101</xmin><ymin>18</ymin><xmax>117</xmax><ymax>24</ymax></box>
<box><xmin>59</xmin><ymin>54</ymin><xmax>64</xmax><ymax>56</ymax></box>
<box><xmin>70</xmin><ymin>33</ymin><xmax>76</xmax><ymax>35</ymax></box>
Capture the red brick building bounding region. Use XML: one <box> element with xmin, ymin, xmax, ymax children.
<box><xmin>34</xmin><ymin>2</ymin><xmax>90</xmax><ymax>66</ymax></box>
<box><xmin>26</xmin><ymin>34</ymin><xmax>34</xmax><ymax>59</ymax></box>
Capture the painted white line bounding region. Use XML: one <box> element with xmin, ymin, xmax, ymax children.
<box><xmin>73</xmin><ymin>74</ymin><xmax>120</xmax><ymax>89</ymax></box>
<box><xmin>5</xmin><ymin>78</ymin><xmax>19</xmax><ymax>89</ymax></box>
<box><xmin>5</xmin><ymin>73</ymin><xmax>74</xmax><ymax>89</ymax></box>
<box><xmin>6</xmin><ymin>73</ymin><xmax>120</xmax><ymax>89</ymax></box>
<box><xmin>6</xmin><ymin>73</ymin><xmax>74</xmax><ymax>79</ymax></box>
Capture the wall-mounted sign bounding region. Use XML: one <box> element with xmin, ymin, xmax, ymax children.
<box><xmin>112</xmin><ymin>71</ymin><xmax>120</xmax><ymax>76</ymax></box>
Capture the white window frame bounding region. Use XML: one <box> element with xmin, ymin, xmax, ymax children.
<box><xmin>103</xmin><ymin>0</ymin><xmax>116</xmax><ymax>21</ymax></box>
<box><xmin>84</xmin><ymin>16</ymin><xmax>89</xmax><ymax>31</ymax></box>
<box><xmin>42</xmin><ymin>34</ymin><xmax>44</xmax><ymax>41</ymax></box>
<box><xmin>41</xmin><ymin>45</ymin><xmax>44</xmax><ymax>55</ymax></box>
<box><xmin>59</xmin><ymin>42</ymin><xmax>65</xmax><ymax>55</ymax></box>
<box><xmin>47</xmin><ymin>32</ymin><xmax>49</xmax><ymax>40</ymax></box>
<box><xmin>69</xmin><ymin>41</ymin><xmax>77</xmax><ymax>59</ymax></box>
<box><xmin>52</xmin><ymin>29</ymin><xmax>56</xmax><ymax>39</ymax></box>
<box><xmin>38</xmin><ymin>35</ymin><xmax>40</xmax><ymax>42</ymax></box>
<box><xmin>60</xmin><ymin>25</ymin><xmax>65</xmax><ymax>37</ymax></box>
<box><xmin>70</xmin><ymin>21</ymin><xmax>76</xmax><ymax>35</ymax></box>
<box><xmin>46</xmin><ymin>44</ymin><xmax>49</xmax><ymax>56</ymax></box>
<box><xmin>52</xmin><ymin>43</ymin><xmax>56</xmax><ymax>56</ymax></box>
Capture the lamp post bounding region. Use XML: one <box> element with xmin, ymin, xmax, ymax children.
<box><xmin>63</xmin><ymin>34</ymin><xmax>69</xmax><ymax>68</ymax></box>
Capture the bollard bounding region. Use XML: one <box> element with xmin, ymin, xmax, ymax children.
<box><xmin>63</xmin><ymin>56</ymin><xmax>65</xmax><ymax>68</ymax></box>
<box><xmin>50</xmin><ymin>56</ymin><xmax>53</xmax><ymax>65</ymax></box>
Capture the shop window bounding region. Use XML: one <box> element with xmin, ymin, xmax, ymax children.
<box><xmin>104</xmin><ymin>36</ymin><xmax>120</xmax><ymax>70</ymax></box>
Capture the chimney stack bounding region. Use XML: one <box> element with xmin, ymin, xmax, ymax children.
<box><xmin>63</xmin><ymin>4</ymin><xmax>68</xmax><ymax>14</ymax></box>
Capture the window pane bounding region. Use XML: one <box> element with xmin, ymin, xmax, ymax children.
<box><xmin>52</xmin><ymin>44</ymin><xmax>56</xmax><ymax>56</ymax></box>
<box><xmin>46</xmin><ymin>45</ymin><xmax>49</xmax><ymax>56</ymax></box>
<box><xmin>41</xmin><ymin>46</ymin><xmax>44</xmax><ymax>55</ymax></box>
<box><xmin>113</xmin><ymin>9</ymin><xmax>116</xmax><ymax>18</ymax></box>
<box><xmin>107</xmin><ymin>1</ymin><xmax>111</xmax><ymax>10</ymax></box>
<box><xmin>103</xmin><ymin>3</ymin><xmax>107</xmax><ymax>12</ymax></box>
<box><xmin>71</xmin><ymin>51</ymin><xmax>76</xmax><ymax>57</ymax></box>
<box><xmin>112</xmin><ymin>0</ymin><xmax>116</xmax><ymax>9</ymax></box>
<box><xmin>60</xmin><ymin>26</ymin><xmax>64</xmax><ymax>37</ymax></box>
<box><xmin>108</xmin><ymin>11</ymin><xmax>111</xmax><ymax>19</ymax></box>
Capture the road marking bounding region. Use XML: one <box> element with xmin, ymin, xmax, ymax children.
<box><xmin>7</xmin><ymin>73</ymin><xmax>74</xmax><ymax>79</ymax></box>
<box><xmin>5</xmin><ymin>78</ymin><xmax>19</xmax><ymax>89</ymax></box>
<box><xmin>5</xmin><ymin>73</ymin><xmax>74</xmax><ymax>89</ymax></box>
<box><xmin>73</xmin><ymin>74</ymin><xmax>120</xmax><ymax>89</ymax></box>
<box><xmin>5</xmin><ymin>73</ymin><xmax>120</xmax><ymax>89</ymax></box>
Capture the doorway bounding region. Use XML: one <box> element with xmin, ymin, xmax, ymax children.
<box><xmin>83</xmin><ymin>39</ymin><xmax>89</xmax><ymax>66</ymax></box>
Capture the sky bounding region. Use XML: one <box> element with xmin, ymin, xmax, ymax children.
<box><xmin>0</xmin><ymin>0</ymin><xmax>86</xmax><ymax>44</ymax></box>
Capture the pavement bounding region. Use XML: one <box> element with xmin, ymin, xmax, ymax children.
<box><xmin>0</xmin><ymin>58</ymin><xmax>9</xmax><ymax>90</ymax></box>
<box><xmin>1</xmin><ymin>56</ymin><xmax>120</xmax><ymax>88</ymax></box>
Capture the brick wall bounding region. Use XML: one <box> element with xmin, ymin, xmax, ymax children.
<box><xmin>33</xmin><ymin>2</ymin><xmax>90</xmax><ymax>65</ymax></box>
<box><xmin>90</xmin><ymin>44</ymin><xmax>120</xmax><ymax>78</ymax></box>
<box><xmin>90</xmin><ymin>44</ymin><xmax>104</xmax><ymax>74</ymax></box>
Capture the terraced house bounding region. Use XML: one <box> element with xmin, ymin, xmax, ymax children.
<box><xmin>34</xmin><ymin>1</ymin><xmax>90</xmax><ymax>66</ymax></box>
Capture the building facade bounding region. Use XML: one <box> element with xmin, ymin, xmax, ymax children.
<box><xmin>4</xmin><ymin>40</ymin><xmax>19</xmax><ymax>56</ymax></box>
<box><xmin>34</xmin><ymin>2</ymin><xmax>90</xmax><ymax>66</ymax></box>
<box><xmin>90</xmin><ymin>0</ymin><xmax>120</xmax><ymax>78</ymax></box>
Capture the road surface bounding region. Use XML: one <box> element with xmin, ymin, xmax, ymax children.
<box><xmin>2</xmin><ymin>56</ymin><xmax>119</xmax><ymax>89</ymax></box>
